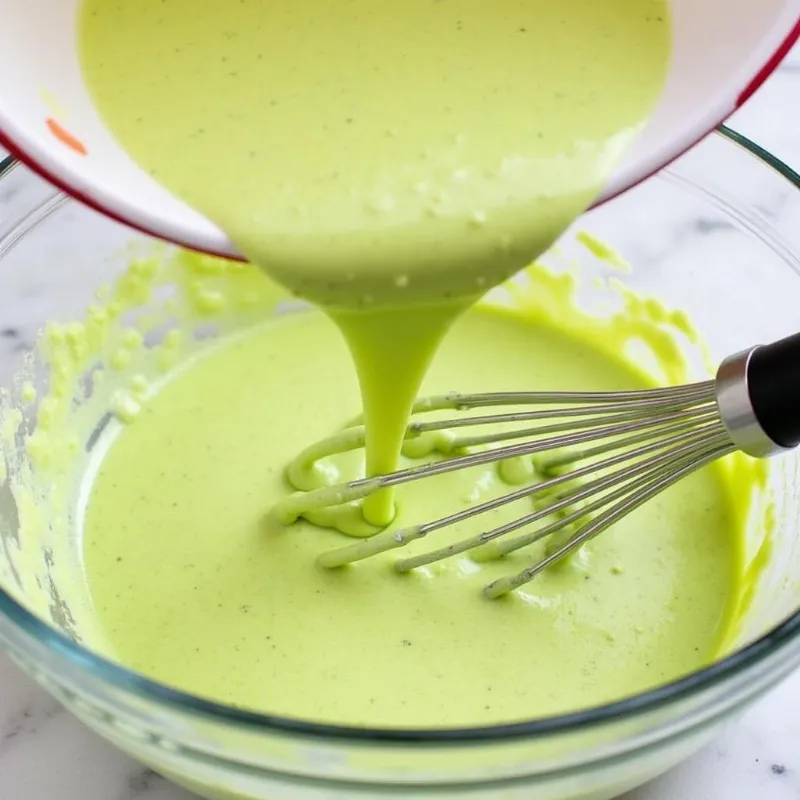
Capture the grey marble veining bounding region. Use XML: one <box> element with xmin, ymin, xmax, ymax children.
<box><xmin>1</xmin><ymin>44</ymin><xmax>800</xmax><ymax>800</ymax></box>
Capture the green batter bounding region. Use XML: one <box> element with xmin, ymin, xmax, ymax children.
<box><xmin>72</xmin><ymin>0</ymin><xmax>735</xmax><ymax>730</ymax></box>
<box><xmin>79</xmin><ymin>0</ymin><xmax>671</xmax><ymax>525</ymax></box>
<box><xmin>83</xmin><ymin>306</ymin><xmax>739</xmax><ymax>727</ymax></box>
<box><xmin>79</xmin><ymin>0</ymin><xmax>670</xmax><ymax>308</ymax></box>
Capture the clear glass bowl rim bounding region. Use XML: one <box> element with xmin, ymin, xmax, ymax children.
<box><xmin>1</xmin><ymin>124</ymin><xmax>799</xmax><ymax>746</ymax></box>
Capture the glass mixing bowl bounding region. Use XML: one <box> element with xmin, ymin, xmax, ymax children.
<box><xmin>1</xmin><ymin>126</ymin><xmax>800</xmax><ymax>800</ymax></box>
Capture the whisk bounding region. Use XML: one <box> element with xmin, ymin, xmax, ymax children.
<box><xmin>273</xmin><ymin>333</ymin><xmax>800</xmax><ymax>599</ymax></box>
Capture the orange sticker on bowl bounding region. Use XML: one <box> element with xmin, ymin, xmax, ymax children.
<box><xmin>46</xmin><ymin>118</ymin><xmax>87</xmax><ymax>156</ymax></box>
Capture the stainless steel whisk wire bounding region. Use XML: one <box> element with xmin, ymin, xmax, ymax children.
<box><xmin>272</xmin><ymin>334</ymin><xmax>800</xmax><ymax>598</ymax></box>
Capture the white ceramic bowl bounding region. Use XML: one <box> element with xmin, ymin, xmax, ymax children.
<box><xmin>0</xmin><ymin>0</ymin><xmax>799</xmax><ymax>260</ymax></box>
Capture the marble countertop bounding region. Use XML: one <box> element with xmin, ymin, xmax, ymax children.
<box><xmin>3</xmin><ymin>45</ymin><xmax>800</xmax><ymax>800</ymax></box>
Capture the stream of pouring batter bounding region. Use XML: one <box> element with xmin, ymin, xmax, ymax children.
<box><xmin>79</xmin><ymin>0</ymin><xmax>670</xmax><ymax>525</ymax></box>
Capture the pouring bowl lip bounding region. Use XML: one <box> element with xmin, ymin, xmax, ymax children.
<box><xmin>0</xmin><ymin>125</ymin><xmax>800</xmax><ymax>748</ymax></box>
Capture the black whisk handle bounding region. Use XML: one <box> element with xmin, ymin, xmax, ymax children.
<box><xmin>748</xmin><ymin>332</ymin><xmax>800</xmax><ymax>449</ymax></box>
